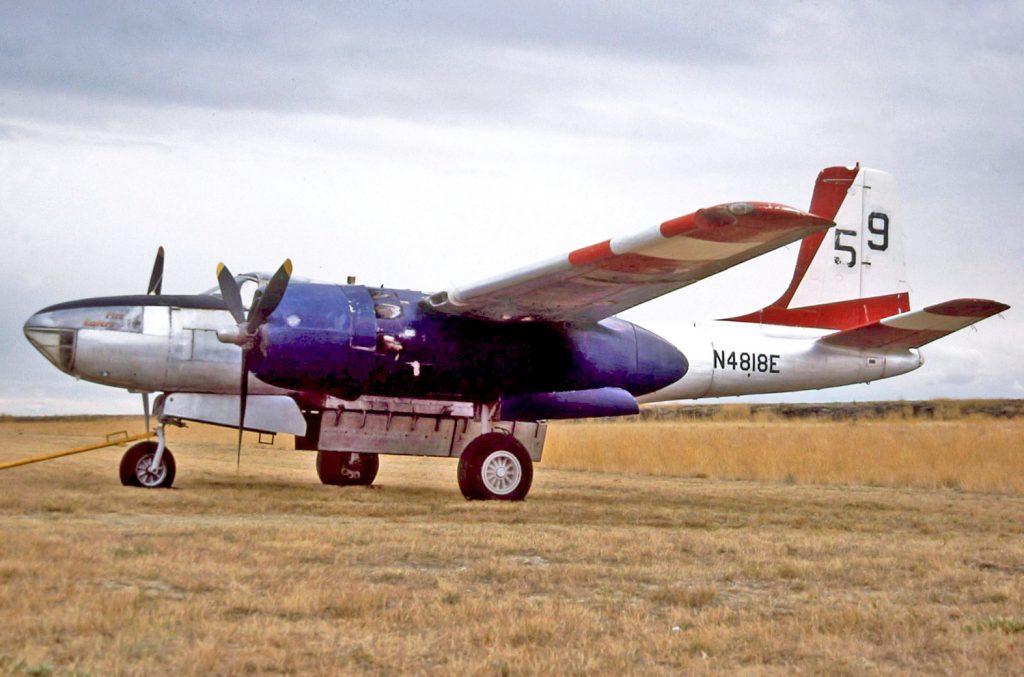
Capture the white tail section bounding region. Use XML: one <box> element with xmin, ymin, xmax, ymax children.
<box><xmin>789</xmin><ymin>167</ymin><xmax>908</xmax><ymax>307</ymax></box>
<box><xmin>728</xmin><ymin>165</ymin><xmax>911</xmax><ymax>329</ymax></box>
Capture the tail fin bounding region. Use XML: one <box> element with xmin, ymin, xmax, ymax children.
<box><xmin>728</xmin><ymin>164</ymin><xmax>911</xmax><ymax>329</ymax></box>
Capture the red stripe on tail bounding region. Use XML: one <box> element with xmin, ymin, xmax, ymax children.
<box><xmin>731</xmin><ymin>292</ymin><xmax>911</xmax><ymax>330</ymax></box>
<box><xmin>765</xmin><ymin>165</ymin><xmax>860</xmax><ymax>311</ymax></box>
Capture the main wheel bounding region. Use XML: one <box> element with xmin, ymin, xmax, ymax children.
<box><xmin>316</xmin><ymin>451</ymin><xmax>379</xmax><ymax>486</ymax></box>
<box><xmin>457</xmin><ymin>432</ymin><xmax>533</xmax><ymax>501</ymax></box>
<box><xmin>119</xmin><ymin>441</ymin><xmax>176</xmax><ymax>488</ymax></box>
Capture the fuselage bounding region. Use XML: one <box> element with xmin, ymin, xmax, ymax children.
<box><xmin>637</xmin><ymin>320</ymin><xmax>922</xmax><ymax>402</ymax></box>
<box><xmin>23</xmin><ymin>281</ymin><xmax>687</xmax><ymax>403</ymax></box>
<box><xmin>23</xmin><ymin>279</ymin><xmax>926</xmax><ymax>409</ymax></box>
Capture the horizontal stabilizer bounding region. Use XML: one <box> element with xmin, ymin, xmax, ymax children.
<box><xmin>819</xmin><ymin>299</ymin><xmax>1009</xmax><ymax>349</ymax></box>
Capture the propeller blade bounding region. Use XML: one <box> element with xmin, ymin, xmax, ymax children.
<box><xmin>246</xmin><ymin>259</ymin><xmax>292</xmax><ymax>334</ymax></box>
<box><xmin>216</xmin><ymin>262</ymin><xmax>247</xmax><ymax>324</ymax></box>
<box><xmin>237</xmin><ymin>347</ymin><xmax>250</xmax><ymax>474</ymax></box>
<box><xmin>147</xmin><ymin>246</ymin><xmax>165</xmax><ymax>295</ymax></box>
<box><xmin>220</xmin><ymin>258</ymin><xmax>292</xmax><ymax>474</ymax></box>
<box><xmin>142</xmin><ymin>392</ymin><xmax>151</xmax><ymax>432</ymax></box>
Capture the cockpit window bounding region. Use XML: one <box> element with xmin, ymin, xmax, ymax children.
<box><xmin>238</xmin><ymin>277</ymin><xmax>259</xmax><ymax>310</ymax></box>
<box><xmin>24</xmin><ymin>328</ymin><xmax>75</xmax><ymax>372</ymax></box>
<box><xmin>370</xmin><ymin>290</ymin><xmax>392</xmax><ymax>300</ymax></box>
<box><xmin>201</xmin><ymin>273</ymin><xmax>266</xmax><ymax>311</ymax></box>
<box><xmin>374</xmin><ymin>303</ymin><xmax>402</xmax><ymax>320</ymax></box>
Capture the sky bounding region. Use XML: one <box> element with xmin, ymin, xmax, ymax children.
<box><xmin>1</xmin><ymin>1</ymin><xmax>1022</xmax><ymax>414</ymax></box>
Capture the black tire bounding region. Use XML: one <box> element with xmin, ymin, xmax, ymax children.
<box><xmin>119</xmin><ymin>441</ymin><xmax>176</xmax><ymax>489</ymax></box>
<box><xmin>457</xmin><ymin>432</ymin><xmax>533</xmax><ymax>501</ymax></box>
<box><xmin>316</xmin><ymin>451</ymin><xmax>379</xmax><ymax>486</ymax></box>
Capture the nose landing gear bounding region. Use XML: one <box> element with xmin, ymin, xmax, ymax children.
<box><xmin>119</xmin><ymin>418</ymin><xmax>176</xmax><ymax>488</ymax></box>
<box><xmin>119</xmin><ymin>441</ymin><xmax>176</xmax><ymax>488</ymax></box>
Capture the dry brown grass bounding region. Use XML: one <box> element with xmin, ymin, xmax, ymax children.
<box><xmin>620</xmin><ymin>399</ymin><xmax>1024</xmax><ymax>423</ymax></box>
<box><xmin>1</xmin><ymin>415</ymin><xmax>1023</xmax><ymax>675</ymax></box>
<box><xmin>546</xmin><ymin>411</ymin><xmax>1024</xmax><ymax>494</ymax></box>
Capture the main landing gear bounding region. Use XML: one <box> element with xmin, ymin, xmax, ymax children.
<box><xmin>316</xmin><ymin>451</ymin><xmax>379</xmax><ymax>486</ymax></box>
<box><xmin>312</xmin><ymin>403</ymin><xmax>536</xmax><ymax>501</ymax></box>
<box><xmin>313</xmin><ymin>435</ymin><xmax>534</xmax><ymax>500</ymax></box>
<box><xmin>457</xmin><ymin>432</ymin><xmax>533</xmax><ymax>501</ymax></box>
<box><xmin>456</xmin><ymin>403</ymin><xmax>533</xmax><ymax>501</ymax></box>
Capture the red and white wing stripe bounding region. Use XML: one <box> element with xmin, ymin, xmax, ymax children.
<box><xmin>427</xmin><ymin>202</ymin><xmax>832</xmax><ymax>323</ymax></box>
<box><xmin>820</xmin><ymin>299</ymin><xmax>1009</xmax><ymax>349</ymax></box>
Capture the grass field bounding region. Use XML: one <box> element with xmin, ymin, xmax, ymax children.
<box><xmin>544</xmin><ymin>416</ymin><xmax>1024</xmax><ymax>493</ymax></box>
<box><xmin>1</xmin><ymin>410</ymin><xmax>1023</xmax><ymax>674</ymax></box>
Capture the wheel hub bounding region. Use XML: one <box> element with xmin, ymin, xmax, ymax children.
<box><xmin>135</xmin><ymin>454</ymin><xmax>167</xmax><ymax>488</ymax></box>
<box><xmin>481</xmin><ymin>450</ymin><xmax>521</xmax><ymax>495</ymax></box>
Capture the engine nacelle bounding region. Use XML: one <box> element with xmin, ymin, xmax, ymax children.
<box><xmin>255</xmin><ymin>283</ymin><xmax>377</xmax><ymax>396</ymax></box>
<box><xmin>250</xmin><ymin>284</ymin><xmax>688</xmax><ymax>401</ymax></box>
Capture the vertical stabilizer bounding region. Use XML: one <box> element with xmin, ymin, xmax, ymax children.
<box><xmin>728</xmin><ymin>165</ymin><xmax>910</xmax><ymax>329</ymax></box>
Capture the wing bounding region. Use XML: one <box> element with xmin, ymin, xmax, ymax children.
<box><xmin>425</xmin><ymin>202</ymin><xmax>833</xmax><ymax>323</ymax></box>
<box><xmin>819</xmin><ymin>299</ymin><xmax>1010</xmax><ymax>349</ymax></box>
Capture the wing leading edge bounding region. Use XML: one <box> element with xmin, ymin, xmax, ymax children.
<box><xmin>426</xmin><ymin>202</ymin><xmax>833</xmax><ymax>324</ymax></box>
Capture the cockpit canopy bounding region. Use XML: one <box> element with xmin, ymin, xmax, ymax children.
<box><xmin>201</xmin><ymin>272</ymin><xmax>320</xmax><ymax>311</ymax></box>
<box><xmin>201</xmin><ymin>272</ymin><xmax>268</xmax><ymax>311</ymax></box>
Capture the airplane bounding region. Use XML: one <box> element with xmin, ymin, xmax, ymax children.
<box><xmin>22</xmin><ymin>164</ymin><xmax>1009</xmax><ymax>500</ymax></box>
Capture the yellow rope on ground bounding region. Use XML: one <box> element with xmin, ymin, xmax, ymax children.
<box><xmin>0</xmin><ymin>430</ymin><xmax>156</xmax><ymax>471</ymax></box>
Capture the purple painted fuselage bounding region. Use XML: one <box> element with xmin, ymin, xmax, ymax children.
<box><xmin>254</xmin><ymin>283</ymin><xmax>687</xmax><ymax>401</ymax></box>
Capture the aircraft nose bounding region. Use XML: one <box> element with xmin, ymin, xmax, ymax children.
<box><xmin>24</xmin><ymin>310</ymin><xmax>77</xmax><ymax>373</ymax></box>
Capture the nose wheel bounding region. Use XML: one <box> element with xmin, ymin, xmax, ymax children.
<box><xmin>119</xmin><ymin>440</ymin><xmax>176</xmax><ymax>488</ymax></box>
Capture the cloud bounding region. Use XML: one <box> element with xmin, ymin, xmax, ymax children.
<box><xmin>0</xmin><ymin>2</ymin><xmax>760</xmax><ymax>121</ymax></box>
<box><xmin>3</xmin><ymin>2</ymin><xmax>1021</xmax><ymax>135</ymax></box>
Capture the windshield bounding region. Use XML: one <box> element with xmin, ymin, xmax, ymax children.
<box><xmin>200</xmin><ymin>272</ymin><xmax>330</xmax><ymax>310</ymax></box>
<box><xmin>200</xmin><ymin>273</ymin><xmax>270</xmax><ymax>311</ymax></box>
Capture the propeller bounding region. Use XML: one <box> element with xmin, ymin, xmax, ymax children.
<box><xmin>141</xmin><ymin>246</ymin><xmax>163</xmax><ymax>432</ymax></box>
<box><xmin>215</xmin><ymin>259</ymin><xmax>293</xmax><ymax>471</ymax></box>
<box><xmin>147</xmin><ymin>246</ymin><xmax>165</xmax><ymax>295</ymax></box>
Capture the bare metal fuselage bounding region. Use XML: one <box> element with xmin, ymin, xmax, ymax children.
<box><xmin>25</xmin><ymin>303</ymin><xmax>284</xmax><ymax>396</ymax></box>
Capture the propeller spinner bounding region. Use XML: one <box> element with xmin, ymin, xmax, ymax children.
<box><xmin>215</xmin><ymin>259</ymin><xmax>293</xmax><ymax>470</ymax></box>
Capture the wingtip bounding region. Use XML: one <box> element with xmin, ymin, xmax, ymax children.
<box><xmin>806</xmin><ymin>212</ymin><xmax>836</xmax><ymax>228</ymax></box>
<box><xmin>924</xmin><ymin>298</ymin><xmax>1011</xmax><ymax>318</ymax></box>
